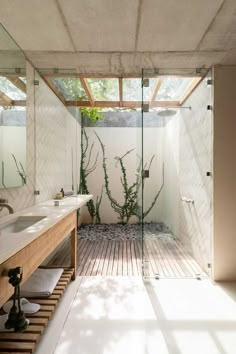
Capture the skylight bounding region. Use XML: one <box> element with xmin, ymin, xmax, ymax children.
<box><xmin>0</xmin><ymin>76</ymin><xmax>26</xmax><ymax>100</ymax></box>
<box><xmin>45</xmin><ymin>76</ymin><xmax>200</xmax><ymax>108</ymax></box>
<box><xmin>87</xmin><ymin>78</ymin><xmax>119</xmax><ymax>101</ymax></box>
<box><xmin>122</xmin><ymin>78</ymin><xmax>158</xmax><ymax>101</ymax></box>
<box><xmin>0</xmin><ymin>74</ymin><xmax>202</xmax><ymax>109</ymax></box>
<box><xmin>50</xmin><ymin>78</ymin><xmax>88</xmax><ymax>101</ymax></box>
<box><xmin>156</xmin><ymin>78</ymin><xmax>194</xmax><ymax>101</ymax></box>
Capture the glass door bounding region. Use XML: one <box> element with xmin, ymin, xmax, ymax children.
<box><xmin>136</xmin><ymin>76</ymin><xmax>143</xmax><ymax>277</ymax></box>
<box><xmin>141</xmin><ymin>68</ymin><xmax>163</xmax><ymax>279</ymax></box>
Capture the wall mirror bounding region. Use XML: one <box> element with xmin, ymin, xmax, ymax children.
<box><xmin>0</xmin><ymin>24</ymin><xmax>26</xmax><ymax>189</ymax></box>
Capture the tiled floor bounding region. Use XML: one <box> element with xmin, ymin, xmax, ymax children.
<box><xmin>35</xmin><ymin>277</ymin><xmax>236</xmax><ymax>354</ymax></box>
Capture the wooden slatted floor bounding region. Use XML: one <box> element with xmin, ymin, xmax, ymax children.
<box><xmin>50</xmin><ymin>236</ymin><xmax>208</xmax><ymax>279</ymax></box>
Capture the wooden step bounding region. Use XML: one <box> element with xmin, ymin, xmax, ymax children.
<box><xmin>0</xmin><ymin>268</ymin><xmax>73</xmax><ymax>353</ymax></box>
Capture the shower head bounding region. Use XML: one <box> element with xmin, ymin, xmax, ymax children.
<box><xmin>157</xmin><ymin>109</ymin><xmax>177</xmax><ymax>117</ymax></box>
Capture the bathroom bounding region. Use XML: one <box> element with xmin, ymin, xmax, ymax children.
<box><xmin>0</xmin><ymin>3</ymin><xmax>236</xmax><ymax>352</ymax></box>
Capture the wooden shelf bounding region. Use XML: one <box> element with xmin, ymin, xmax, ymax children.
<box><xmin>0</xmin><ymin>267</ymin><xmax>74</xmax><ymax>353</ymax></box>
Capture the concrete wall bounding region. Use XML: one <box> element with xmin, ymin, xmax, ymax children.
<box><xmin>213</xmin><ymin>66</ymin><xmax>236</xmax><ymax>281</ymax></box>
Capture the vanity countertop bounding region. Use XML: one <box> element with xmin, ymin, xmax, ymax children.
<box><xmin>0</xmin><ymin>194</ymin><xmax>92</xmax><ymax>265</ymax></box>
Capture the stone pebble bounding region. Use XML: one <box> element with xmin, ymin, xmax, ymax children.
<box><xmin>79</xmin><ymin>222</ymin><xmax>173</xmax><ymax>240</ymax></box>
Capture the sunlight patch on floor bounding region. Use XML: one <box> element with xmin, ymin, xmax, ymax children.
<box><xmin>54</xmin><ymin>277</ymin><xmax>169</xmax><ymax>354</ymax></box>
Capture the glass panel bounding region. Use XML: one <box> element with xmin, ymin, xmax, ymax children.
<box><xmin>156</xmin><ymin>77</ymin><xmax>194</xmax><ymax>101</ymax></box>
<box><xmin>50</xmin><ymin>78</ymin><xmax>88</xmax><ymax>101</ymax></box>
<box><xmin>123</xmin><ymin>78</ymin><xmax>142</xmax><ymax>101</ymax></box>
<box><xmin>87</xmin><ymin>78</ymin><xmax>119</xmax><ymax>101</ymax></box>
<box><xmin>136</xmin><ymin>79</ymin><xmax>143</xmax><ymax>276</ymax></box>
<box><xmin>0</xmin><ymin>76</ymin><xmax>26</xmax><ymax>100</ymax></box>
<box><xmin>123</xmin><ymin>78</ymin><xmax>156</xmax><ymax>101</ymax></box>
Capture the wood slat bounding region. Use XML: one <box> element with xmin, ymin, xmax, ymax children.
<box><xmin>31</xmin><ymin>299</ymin><xmax>57</xmax><ymax>306</ymax></box>
<box><xmin>96</xmin><ymin>241</ymin><xmax>108</xmax><ymax>275</ymax></box>
<box><xmin>50</xmin><ymin>236</ymin><xmax>208</xmax><ymax>279</ymax></box>
<box><xmin>24</xmin><ymin>326</ymin><xmax>44</xmax><ymax>334</ymax></box>
<box><xmin>102</xmin><ymin>241</ymin><xmax>112</xmax><ymax>276</ymax></box>
<box><xmin>26</xmin><ymin>318</ymin><xmax>48</xmax><ymax>326</ymax></box>
<box><xmin>117</xmin><ymin>242</ymin><xmax>123</xmax><ymax>275</ymax></box>
<box><xmin>0</xmin><ymin>352</ymin><xmax>30</xmax><ymax>354</ymax></box>
<box><xmin>0</xmin><ymin>342</ymin><xmax>35</xmax><ymax>352</ymax></box>
<box><xmin>0</xmin><ymin>333</ymin><xmax>39</xmax><ymax>343</ymax></box>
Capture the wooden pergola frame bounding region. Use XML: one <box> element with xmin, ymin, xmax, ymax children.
<box><xmin>0</xmin><ymin>74</ymin><xmax>26</xmax><ymax>107</ymax></box>
<box><xmin>0</xmin><ymin>74</ymin><xmax>203</xmax><ymax>109</ymax></box>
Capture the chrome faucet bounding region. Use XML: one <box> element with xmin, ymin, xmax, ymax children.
<box><xmin>0</xmin><ymin>203</ymin><xmax>14</xmax><ymax>214</ymax></box>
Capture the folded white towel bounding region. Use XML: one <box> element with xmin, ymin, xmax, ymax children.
<box><xmin>21</xmin><ymin>268</ymin><xmax>64</xmax><ymax>298</ymax></box>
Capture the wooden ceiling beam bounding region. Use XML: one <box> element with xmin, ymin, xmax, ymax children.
<box><xmin>12</xmin><ymin>100</ymin><xmax>26</xmax><ymax>106</ymax></box>
<box><xmin>179</xmin><ymin>77</ymin><xmax>202</xmax><ymax>105</ymax></box>
<box><xmin>43</xmin><ymin>74</ymin><xmax>141</xmax><ymax>79</ymax></box>
<box><xmin>43</xmin><ymin>73</ymin><xmax>201</xmax><ymax>79</ymax></box>
<box><xmin>0</xmin><ymin>99</ymin><xmax>26</xmax><ymax>107</ymax></box>
<box><xmin>80</xmin><ymin>78</ymin><xmax>95</xmax><ymax>106</ymax></box>
<box><xmin>5</xmin><ymin>76</ymin><xmax>26</xmax><ymax>94</ymax></box>
<box><xmin>0</xmin><ymin>91</ymin><xmax>13</xmax><ymax>105</ymax></box>
<box><xmin>65</xmin><ymin>100</ymin><xmax>180</xmax><ymax>108</ymax></box>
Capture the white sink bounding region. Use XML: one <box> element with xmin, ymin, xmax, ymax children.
<box><xmin>0</xmin><ymin>216</ymin><xmax>47</xmax><ymax>233</ymax></box>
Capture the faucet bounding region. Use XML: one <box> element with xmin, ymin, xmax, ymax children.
<box><xmin>0</xmin><ymin>203</ymin><xmax>14</xmax><ymax>214</ymax></box>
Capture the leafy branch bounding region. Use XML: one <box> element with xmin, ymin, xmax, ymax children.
<box><xmin>96</xmin><ymin>132</ymin><xmax>164</xmax><ymax>223</ymax></box>
<box><xmin>11</xmin><ymin>153</ymin><xmax>26</xmax><ymax>185</ymax></box>
<box><xmin>78</xmin><ymin>127</ymin><xmax>103</xmax><ymax>223</ymax></box>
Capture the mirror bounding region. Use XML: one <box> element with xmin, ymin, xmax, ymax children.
<box><xmin>0</xmin><ymin>24</ymin><xmax>26</xmax><ymax>189</ymax></box>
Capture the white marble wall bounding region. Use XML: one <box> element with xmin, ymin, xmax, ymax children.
<box><xmin>179</xmin><ymin>74</ymin><xmax>213</xmax><ymax>273</ymax></box>
<box><xmin>34</xmin><ymin>71</ymin><xmax>80</xmax><ymax>203</ymax></box>
<box><xmin>162</xmin><ymin>114</ymin><xmax>181</xmax><ymax>237</ymax></box>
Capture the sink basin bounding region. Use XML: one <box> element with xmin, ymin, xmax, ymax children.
<box><xmin>0</xmin><ymin>216</ymin><xmax>47</xmax><ymax>233</ymax></box>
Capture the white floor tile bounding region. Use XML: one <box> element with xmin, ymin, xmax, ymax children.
<box><xmin>54</xmin><ymin>276</ymin><xmax>168</xmax><ymax>354</ymax></box>
<box><xmin>146</xmin><ymin>279</ymin><xmax>236</xmax><ymax>354</ymax></box>
<box><xmin>34</xmin><ymin>277</ymin><xmax>236</xmax><ymax>354</ymax></box>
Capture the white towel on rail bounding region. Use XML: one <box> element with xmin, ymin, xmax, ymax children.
<box><xmin>21</xmin><ymin>268</ymin><xmax>64</xmax><ymax>298</ymax></box>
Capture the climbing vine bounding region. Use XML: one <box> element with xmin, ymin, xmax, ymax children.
<box><xmin>95</xmin><ymin>132</ymin><xmax>164</xmax><ymax>223</ymax></box>
<box><xmin>78</xmin><ymin>110</ymin><xmax>104</xmax><ymax>223</ymax></box>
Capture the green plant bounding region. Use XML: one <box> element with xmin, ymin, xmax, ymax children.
<box><xmin>96</xmin><ymin>132</ymin><xmax>164</xmax><ymax>223</ymax></box>
<box><xmin>78</xmin><ymin>128</ymin><xmax>103</xmax><ymax>223</ymax></box>
<box><xmin>11</xmin><ymin>154</ymin><xmax>26</xmax><ymax>185</ymax></box>
<box><xmin>80</xmin><ymin>107</ymin><xmax>103</xmax><ymax>123</ymax></box>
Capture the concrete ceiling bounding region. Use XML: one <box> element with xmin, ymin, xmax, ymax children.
<box><xmin>0</xmin><ymin>0</ymin><xmax>236</xmax><ymax>75</ymax></box>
